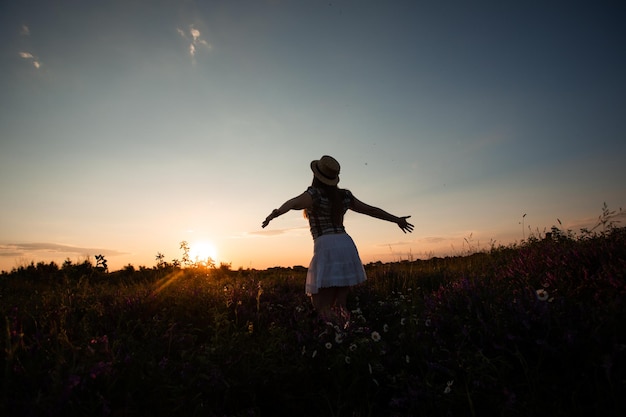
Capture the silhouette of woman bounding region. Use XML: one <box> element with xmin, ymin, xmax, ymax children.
<box><xmin>262</xmin><ymin>155</ymin><xmax>413</xmax><ymax>318</ymax></box>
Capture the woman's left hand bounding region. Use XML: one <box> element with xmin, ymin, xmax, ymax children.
<box><xmin>397</xmin><ymin>216</ymin><xmax>414</xmax><ymax>233</ymax></box>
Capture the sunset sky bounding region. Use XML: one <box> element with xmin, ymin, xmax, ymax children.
<box><xmin>1</xmin><ymin>1</ymin><xmax>625</xmax><ymax>273</ymax></box>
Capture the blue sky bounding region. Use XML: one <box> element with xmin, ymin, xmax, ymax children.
<box><xmin>1</xmin><ymin>1</ymin><xmax>625</xmax><ymax>272</ymax></box>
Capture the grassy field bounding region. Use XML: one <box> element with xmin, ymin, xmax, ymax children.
<box><xmin>2</xmin><ymin>226</ymin><xmax>625</xmax><ymax>416</ymax></box>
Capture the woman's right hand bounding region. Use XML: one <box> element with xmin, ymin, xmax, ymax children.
<box><xmin>262</xmin><ymin>209</ymin><xmax>279</xmax><ymax>228</ymax></box>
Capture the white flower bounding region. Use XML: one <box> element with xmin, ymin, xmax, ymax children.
<box><xmin>335</xmin><ymin>333</ymin><xmax>344</xmax><ymax>344</ymax></box>
<box><xmin>424</xmin><ymin>319</ymin><xmax>431</xmax><ymax>327</ymax></box>
<box><xmin>371</xmin><ymin>331</ymin><xmax>381</xmax><ymax>342</ymax></box>
<box><xmin>345</xmin><ymin>356</ymin><xmax>351</xmax><ymax>364</ymax></box>
<box><xmin>301</xmin><ymin>346</ymin><xmax>306</xmax><ymax>356</ymax></box>
<box><xmin>400</xmin><ymin>318</ymin><xmax>406</xmax><ymax>326</ymax></box>
<box><xmin>536</xmin><ymin>289</ymin><xmax>549</xmax><ymax>301</ymax></box>
<box><xmin>383</xmin><ymin>324</ymin><xmax>389</xmax><ymax>333</ymax></box>
<box><xmin>349</xmin><ymin>343</ymin><xmax>358</xmax><ymax>352</ymax></box>
<box><xmin>312</xmin><ymin>350</ymin><xmax>317</xmax><ymax>358</ymax></box>
<box><xmin>325</xmin><ymin>342</ymin><xmax>333</xmax><ymax>350</ymax></box>
<box><xmin>405</xmin><ymin>355</ymin><xmax>410</xmax><ymax>364</ymax></box>
<box><xmin>444</xmin><ymin>380</ymin><xmax>454</xmax><ymax>394</ymax></box>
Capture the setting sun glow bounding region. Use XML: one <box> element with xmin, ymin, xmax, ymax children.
<box><xmin>189</xmin><ymin>240</ymin><xmax>218</xmax><ymax>265</ymax></box>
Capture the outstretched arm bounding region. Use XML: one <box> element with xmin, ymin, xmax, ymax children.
<box><xmin>262</xmin><ymin>191</ymin><xmax>313</xmax><ymax>228</ymax></box>
<box><xmin>350</xmin><ymin>196</ymin><xmax>414</xmax><ymax>233</ymax></box>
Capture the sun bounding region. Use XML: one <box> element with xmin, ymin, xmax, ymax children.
<box><xmin>189</xmin><ymin>240</ymin><xmax>218</xmax><ymax>264</ymax></box>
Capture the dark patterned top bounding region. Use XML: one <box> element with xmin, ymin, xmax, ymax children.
<box><xmin>305</xmin><ymin>186</ymin><xmax>354</xmax><ymax>239</ymax></box>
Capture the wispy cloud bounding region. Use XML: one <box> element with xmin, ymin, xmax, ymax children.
<box><xmin>18</xmin><ymin>24</ymin><xmax>41</xmax><ymax>68</ymax></box>
<box><xmin>247</xmin><ymin>226</ymin><xmax>309</xmax><ymax>237</ymax></box>
<box><xmin>421</xmin><ymin>236</ymin><xmax>448</xmax><ymax>244</ymax></box>
<box><xmin>0</xmin><ymin>242</ymin><xmax>128</xmax><ymax>258</ymax></box>
<box><xmin>567</xmin><ymin>209</ymin><xmax>626</xmax><ymax>232</ymax></box>
<box><xmin>177</xmin><ymin>24</ymin><xmax>211</xmax><ymax>59</ymax></box>
<box><xmin>18</xmin><ymin>51</ymin><xmax>41</xmax><ymax>68</ymax></box>
<box><xmin>376</xmin><ymin>240</ymin><xmax>414</xmax><ymax>247</ymax></box>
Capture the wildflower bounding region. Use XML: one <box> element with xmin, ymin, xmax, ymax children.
<box><xmin>345</xmin><ymin>356</ymin><xmax>351</xmax><ymax>364</ymax></box>
<box><xmin>335</xmin><ymin>333</ymin><xmax>344</xmax><ymax>344</ymax></box>
<box><xmin>89</xmin><ymin>361</ymin><xmax>112</xmax><ymax>379</ymax></box>
<box><xmin>400</xmin><ymin>318</ymin><xmax>406</xmax><ymax>326</ymax></box>
<box><xmin>424</xmin><ymin>318</ymin><xmax>431</xmax><ymax>327</ymax></box>
<box><xmin>325</xmin><ymin>342</ymin><xmax>333</xmax><ymax>350</ymax></box>
<box><xmin>371</xmin><ymin>331</ymin><xmax>381</xmax><ymax>342</ymax></box>
<box><xmin>444</xmin><ymin>380</ymin><xmax>454</xmax><ymax>394</ymax></box>
<box><xmin>383</xmin><ymin>323</ymin><xmax>389</xmax><ymax>333</ymax></box>
<box><xmin>536</xmin><ymin>289</ymin><xmax>549</xmax><ymax>301</ymax></box>
<box><xmin>349</xmin><ymin>343</ymin><xmax>358</xmax><ymax>352</ymax></box>
<box><xmin>65</xmin><ymin>374</ymin><xmax>81</xmax><ymax>392</ymax></box>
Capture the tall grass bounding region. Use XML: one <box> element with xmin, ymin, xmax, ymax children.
<box><xmin>1</xmin><ymin>226</ymin><xmax>625</xmax><ymax>416</ymax></box>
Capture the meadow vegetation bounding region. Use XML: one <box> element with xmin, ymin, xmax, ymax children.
<box><xmin>1</xmin><ymin>208</ymin><xmax>625</xmax><ymax>416</ymax></box>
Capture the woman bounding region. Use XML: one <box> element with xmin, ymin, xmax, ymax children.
<box><xmin>262</xmin><ymin>155</ymin><xmax>413</xmax><ymax>316</ymax></box>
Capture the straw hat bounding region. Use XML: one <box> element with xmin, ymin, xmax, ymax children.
<box><xmin>310</xmin><ymin>155</ymin><xmax>340</xmax><ymax>185</ymax></box>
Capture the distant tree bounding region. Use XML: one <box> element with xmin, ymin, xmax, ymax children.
<box><xmin>95</xmin><ymin>254</ymin><xmax>108</xmax><ymax>272</ymax></box>
<box><xmin>206</xmin><ymin>257</ymin><xmax>216</xmax><ymax>269</ymax></box>
<box><xmin>155</xmin><ymin>252</ymin><xmax>165</xmax><ymax>269</ymax></box>
<box><xmin>180</xmin><ymin>241</ymin><xmax>191</xmax><ymax>267</ymax></box>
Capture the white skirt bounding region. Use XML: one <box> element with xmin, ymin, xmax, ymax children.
<box><xmin>305</xmin><ymin>233</ymin><xmax>367</xmax><ymax>295</ymax></box>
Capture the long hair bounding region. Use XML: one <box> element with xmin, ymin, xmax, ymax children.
<box><xmin>311</xmin><ymin>177</ymin><xmax>346</xmax><ymax>226</ymax></box>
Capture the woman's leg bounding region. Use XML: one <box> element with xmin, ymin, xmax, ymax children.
<box><xmin>333</xmin><ymin>287</ymin><xmax>349</xmax><ymax>310</ymax></box>
<box><xmin>311</xmin><ymin>286</ymin><xmax>350</xmax><ymax>322</ymax></box>
<box><xmin>311</xmin><ymin>287</ymin><xmax>335</xmax><ymax>313</ymax></box>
